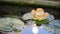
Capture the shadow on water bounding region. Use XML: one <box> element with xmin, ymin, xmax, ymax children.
<box><xmin>0</xmin><ymin>1</ymin><xmax>60</xmax><ymax>19</ymax></box>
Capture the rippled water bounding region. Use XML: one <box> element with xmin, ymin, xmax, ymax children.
<box><xmin>42</xmin><ymin>20</ymin><xmax>60</xmax><ymax>34</ymax></box>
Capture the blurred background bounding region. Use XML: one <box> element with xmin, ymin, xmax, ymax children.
<box><xmin>0</xmin><ymin>0</ymin><xmax>60</xmax><ymax>19</ymax></box>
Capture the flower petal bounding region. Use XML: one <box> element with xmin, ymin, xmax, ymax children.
<box><xmin>31</xmin><ymin>9</ymin><xmax>36</xmax><ymax>16</ymax></box>
<box><xmin>42</xmin><ymin>12</ymin><xmax>49</xmax><ymax>19</ymax></box>
<box><xmin>36</xmin><ymin>8</ymin><xmax>44</xmax><ymax>14</ymax></box>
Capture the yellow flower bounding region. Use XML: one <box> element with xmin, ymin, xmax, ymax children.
<box><xmin>36</xmin><ymin>8</ymin><xmax>44</xmax><ymax>15</ymax></box>
<box><xmin>31</xmin><ymin>8</ymin><xmax>49</xmax><ymax>20</ymax></box>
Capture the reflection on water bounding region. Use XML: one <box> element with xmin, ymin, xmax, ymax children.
<box><xmin>42</xmin><ymin>20</ymin><xmax>60</xmax><ymax>34</ymax></box>
<box><xmin>22</xmin><ymin>24</ymin><xmax>52</xmax><ymax>34</ymax></box>
<box><xmin>0</xmin><ymin>5</ymin><xmax>60</xmax><ymax>19</ymax></box>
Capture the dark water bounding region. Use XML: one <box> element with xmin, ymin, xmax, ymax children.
<box><xmin>0</xmin><ymin>2</ymin><xmax>60</xmax><ymax>19</ymax></box>
<box><xmin>0</xmin><ymin>5</ymin><xmax>60</xmax><ymax>19</ymax></box>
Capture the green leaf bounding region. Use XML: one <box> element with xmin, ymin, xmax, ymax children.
<box><xmin>12</xmin><ymin>27</ymin><xmax>18</xmax><ymax>32</ymax></box>
<box><xmin>30</xmin><ymin>19</ymin><xmax>49</xmax><ymax>26</ymax></box>
<box><xmin>42</xmin><ymin>19</ymin><xmax>49</xmax><ymax>24</ymax></box>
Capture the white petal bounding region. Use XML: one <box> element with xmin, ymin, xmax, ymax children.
<box><xmin>22</xmin><ymin>13</ymin><xmax>32</xmax><ymax>20</ymax></box>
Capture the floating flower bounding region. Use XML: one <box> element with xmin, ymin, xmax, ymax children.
<box><xmin>31</xmin><ymin>8</ymin><xmax>49</xmax><ymax>20</ymax></box>
<box><xmin>22</xmin><ymin>8</ymin><xmax>54</xmax><ymax>26</ymax></box>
